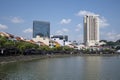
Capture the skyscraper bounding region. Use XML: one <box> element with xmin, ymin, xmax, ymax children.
<box><xmin>33</xmin><ymin>21</ymin><xmax>50</xmax><ymax>38</ymax></box>
<box><xmin>84</xmin><ymin>15</ymin><xmax>99</xmax><ymax>46</ymax></box>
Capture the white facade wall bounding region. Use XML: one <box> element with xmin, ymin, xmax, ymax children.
<box><xmin>51</xmin><ymin>38</ymin><xmax>71</xmax><ymax>46</ymax></box>
<box><xmin>51</xmin><ymin>38</ymin><xmax>64</xmax><ymax>46</ymax></box>
<box><xmin>32</xmin><ymin>36</ymin><xmax>50</xmax><ymax>46</ymax></box>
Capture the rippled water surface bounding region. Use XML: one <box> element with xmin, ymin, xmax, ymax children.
<box><xmin>0</xmin><ymin>55</ymin><xmax>120</xmax><ymax>80</ymax></box>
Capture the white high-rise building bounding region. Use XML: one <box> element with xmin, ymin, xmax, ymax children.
<box><xmin>84</xmin><ymin>15</ymin><xmax>99</xmax><ymax>46</ymax></box>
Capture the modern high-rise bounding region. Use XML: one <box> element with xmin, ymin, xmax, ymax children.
<box><xmin>84</xmin><ymin>15</ymin><xmax>99</xmax><ymax>46</ymax></box>
<box><xmin>33</xmin><ymin>21</ymin><xmax>50</xmax><ymax>38</ymax></box>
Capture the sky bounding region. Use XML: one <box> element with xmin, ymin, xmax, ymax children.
<box><xmin>0</xmin><ymin>0</ymin><xmax>120</xmax><ymax>42</ymax></box>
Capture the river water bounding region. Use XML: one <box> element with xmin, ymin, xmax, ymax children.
<box><xmin>0</xmin><ymin>55</ymin><xmax>120</xmax><ymax>80</ymax></box>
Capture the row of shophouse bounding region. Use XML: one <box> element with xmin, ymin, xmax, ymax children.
<box><xmin>0</xmin><ymin>31</ymin><xmax>109</xmax><ymax>51</ymax></box>
<box><xmin>0</xmin><ymin>32</ymin><xmax>80</xmax><ymax>49</ymax></box>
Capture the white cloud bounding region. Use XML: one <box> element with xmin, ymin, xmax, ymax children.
<box><xmin>101</xmin><ymin>32</ymin><xmax>120</xmax><ymax>41</ymax></box>
<box><xmin>56</xmin><ymin>30</ymin><xmax>63</xmax><ymax>35</ymax></box>
<box><xmin>0</xmin><ymin>24</ymin><xmax>8</xmax><ymax>30</ymax></box>
<box><xmin>75</xmin><ymin>23</ymin><xmax>82</xmax><ymax>31</ymax></box>
<box><xmin>56</xmin><ymin>28</ymin><xmax>69</xmax><ymax>35</ymax></box>
<box><xmin>99</xmin><ymin>17</ymin><xmax>109</xmax><ymax>28</ymax></box>
<box><xmin>63</xmin><ymin>28</ymin><xmax>69</xmax><ymax>32</ymax></box>
<box><xmin>77</xmin><ymin>10</ymin><xmax>99</xmax><ymax>16</ymax></box>
<box><xmin>10</xmin><ymin>17</ymin><xmax>24</xmax><ymax>23</ymax></box>
<box><xmin>23</xmin><ymin>28</ymin><xmax>33</xmax><ymax>33</ymax></box>
<box><xmin>76</xmin><ymin>10</ymin><xmax>109</xmax><ymax>28</ymax></box>
<box><xmin>106</xmin><ymin>32</ymin><xmax>120</xmax><ymax>41</ymax></box>
<box><xmin>76</xmin><ymin>34</ymin><xmax>83</xmax><ymax>43</ymax></box>
<box><xmin>60</xmin><ymin>19</ymin><xmax>71</xmax><ymax>24</ymax></box>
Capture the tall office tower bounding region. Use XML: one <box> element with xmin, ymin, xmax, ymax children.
<box><xmin>33</xmin><ymin>21</ymin><xmax>50</xmax><ymax>38</ymax></box>
<box><xmin>84</xmin><ymin>15</ymin><xmax>99</xmax><ymax>46</ymax></box>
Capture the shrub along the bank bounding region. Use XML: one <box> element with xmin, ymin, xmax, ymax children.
<box><xmin>0</xmin><ymin>36</ymin><xmax>76</xmax><ymax>56</ymax></box>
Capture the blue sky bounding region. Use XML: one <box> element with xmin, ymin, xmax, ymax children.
<box><xmin>0</xmin><ymin>0</ymin><xmax>120</xmax><ymax>42</ymax></box>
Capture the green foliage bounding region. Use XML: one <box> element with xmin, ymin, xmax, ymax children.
<box><xmin>100</xmin><ymin>40</ymin><xmax>120</xmax><ymax>47</ymax></box>
<box><xmin>4</xmin><ymin>40</ymin><xmax>15</xmax><ymax>47</ymax></box>
<box><xmin>0</xmin><ymin>36</ymin><xmax>7</xmax><ymax>47</ymax></box>
<box><xmin>17</xmin><ymin>41</ymin><xmax>39</xmax><ymax>52</ymax></box>
<box><xmin>0</xmin><ymin>36</ymin><xmax>39</xmax><ymax>54</ymax></box>
<box><xmin>104</xmin><ymin>48</ymin><xmax>110</xmax><ymax>51</ymax></box>
<box><xmin>0</xmin><ymin>36</ymin><xmax>16</xmax><ymax>47</ymax></box>
<box><xmin>55</xmin><ymin>46</ymin><xmax>63</xmax><ymax>51</ymax></box>
<box><xmin>38</xmin><ymin>46</ymin><xmax>74</xmax><ymax>52</ymax></box>
<box><xmin>38</xmin><ymin>46</ymin><xmax>49</xmax><ymax>51</ymax></box>
<box><xmin>100</xmin><ymin>40</ymin><xmax>107</xmax><ymax>43</ymax></box>
<box><xmin>62</xmin><ymin>46</ymin><xmax>74</xmax><ymax>51</ymax></box>
<box><xmin>0</xmin><ymin>35</ymin><xmax>74</xmax><ymax>53</ymax></box>
<box><xmin>52</xmin><ymin>46</ymin><xmax>74</xmax><ymax>51</ymax></box>
<box><xmin>106</xmin><ymin>41</ymin><xmax>116</xmax><ymax>46</ymax></box>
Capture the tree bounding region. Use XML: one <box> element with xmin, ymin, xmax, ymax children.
<box><xmin>107</xmin><ymin>41</ymin><xmax>116</xmax><ymax>46</ymax></box>
<box><xmin>0</xmin><ymin>36</ymin><xmax>7</xmax><ymax>47</ymax></box>
<box><xmin>16</xmin><ymin>41</ymin><xmax>39</xmax><ymax>54</ymax></box>
<box><xmin>4</xmin><ymin>40</ymin><xmax>15</xmax><ymax>47</ymax></box>
<box><xmin>116</xmin><ymin>39</ymin><xmax>120</xmax><ymax>45</ymax></box>
<box><xmin>100</xmin><ymin>40</ymin><xmax>107</xmax><ymax>43</ymax></box>
<box><xmin>38</xmin><ymin>46</ymin><xmax>49</xmax><ymax>51</ymax></box>
<box><xmin>116</xmin><ymin>39</ymin><xmax>120</xmax><ymax>43</ymax></box>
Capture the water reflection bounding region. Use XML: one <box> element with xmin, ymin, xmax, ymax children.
<box><xmin>82</xmin><ymin>56</ymin><xmax>102</xmax><ymax>80</ymax></box>
<box><xmin>0</xmin><ymin>56</ymin><xmax>120</xmax><ymax>80</ymax></box>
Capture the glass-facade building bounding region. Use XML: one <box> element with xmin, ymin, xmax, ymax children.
<box><xmin>33</xmin><ymin>21</ymin><xmax>50</xmax><ymax>38</ymax></box>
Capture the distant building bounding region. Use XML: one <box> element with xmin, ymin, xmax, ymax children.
<box><xmin>33</xmin><ymin>21</ymin><xmax>50</xmax><ymax>38</ymax></box>
<box><xmin>51</xmin><ymin>35</ymin><xmax>68</xmax><ymax>41</ymax></box>
<box><xmin>32</xmin><ymin>35</ymin><xmax>50</xmax><ymax>46</ymax></box>
<box><xmin>84</xmin><ymin>15</ymin><xmax>99</xmax><ymax>46</ymax></box>
<box><xmin>0</xmin><ymin>32</ymin><xmax>14</xmax><ymax>39</ymax></box>
<box><xmin>0</xmin><ymin>32</ymin><xmax>28</xmax><ymax>42</ymax></box>
<box><xmin>49</xmin><ymin>40</ymin><xmax>61</xmax><ymax>48</ymax></box>
<box><xmin>51</xmin><ymin>35</ymin><xmax>68</xmax><ymax>46</ymax></box>
<box><xmin>76</xmin><ymin>44</ymin><xmax>85</xmax><ymax>50</ymax></box>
